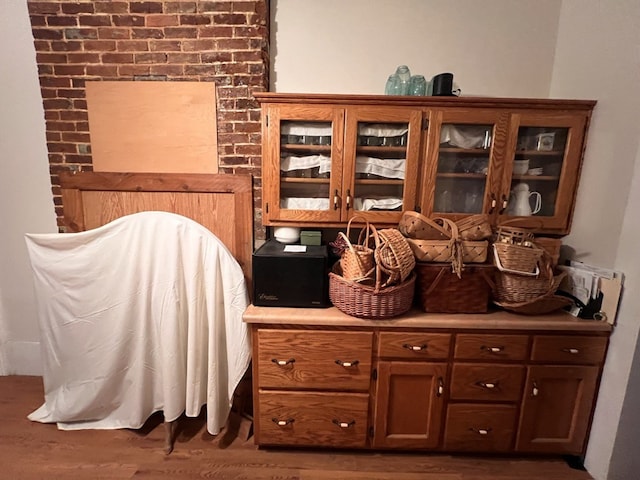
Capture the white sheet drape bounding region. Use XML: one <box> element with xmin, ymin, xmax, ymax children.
<box><xmin>25</xmin><ymin>211</ymin><xmax>250</xmax><ymax>435</ymax></box>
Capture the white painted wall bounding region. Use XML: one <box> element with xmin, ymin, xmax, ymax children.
<box><xmin>0</xmin><ymin>0</ymin><xmax>57</xmax><ymax>375</ymax></box>
<box><xmin>549</xmin><ymin>2</ymin><xmax>640</xmax><ymax>479</ymax></box>
<box><xmin>272</xmin><ymin>0</ymin><xmax>562</xmax><ymax>98</ymax></box>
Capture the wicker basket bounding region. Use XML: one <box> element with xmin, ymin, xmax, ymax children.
<box><xmin>493</xmin><ymin>295</ymin><xmax>573</xmax><ymax>315</ymax></box>
<box><xmin>492</xmin><ymin>269</ymin><xmax>566</xmax><ymax>305</ymax></box>
<box><xmin>338</xmin><ymin>216</ymin><xmax>375</xmax><ymax>283</ymax></box>
<box><xmin>398</xmin><ymin>211</ymin><xmax>449</xmax><ymax>240</ymax></box>
<box><xmin>456</xmin><ymin>214</ymin><xmax>493</xmax><ymax>241</ymax></box>
<box><xmin>375</xmin><ymin>228</ymin><xmax>416</xmax><ymax>287</ymax></box>
<box><xmin>408</xmin><ymin>238</ymin><xmax>488</xmax><ymax>263</ymax></box>
<box><xmin>415</xmin><ymin>263</ymin><xmax>493</xmax><ymax>313</ymax></box>
<box><xmin>493</xmin><ymin>242</ymin><xmax>544</xmax><ymax>276</ymax></box>
<box><xmin>495</xmin><ymin>224</ymin><xmax>535</xmax><ymax>245</ymax></box>
<box><xmin>329</xmin><ymin>263</ymin><xmax>415</xmax><ymax>319</ymax></box>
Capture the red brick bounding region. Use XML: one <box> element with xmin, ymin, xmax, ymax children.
<box><xmin>179</xmin><ymin>15</ymin><xmax>211</xmax><ymax>25</ymax></box>
<box><xmin>216</xmin><ymin>38</ymin><xmax>250</xmax><ymax>50</ymax></box>
<box><xmin>95</xmin><ymin>2</ymin><xmax>129</xmax><ymax>14</ymax></box>
<box><xmin>46</xmin><ymin>16</ymin><xmax>78</xmax><ymax>27</ymax></box>
<box><xmin>150</xmin><ymin>40</ymin><xmax>181</xmax><ymax>51</ymax></box>
<box><xmin>62</xmin><ymin>3</ymin><xmax>95</xmax><ymax>15</ymax></box>
<box><xmin>165</xmin><ymin>2</ymin><xmax>197</xmax><ymax>14</ymax></box>
<box><xmin>59</xmin><ymin>111</ymin><xmax>88</xmax><ymax>121</ymax></box>
<box><xmin>66</xmin><ymin>53</ymin><xmax>101</xmax><ymax>64</ymax></box>
<box><xmin>113</xmin><ymin>15</ymin><xmax>146</xmax><ymax>27</ymax></box>
<box><xmin>28</xmin><ymin>2</ymin><xmax>61</xmax><ymax>14</ymax></box>
<box><xmin>38</xmin><ymin>65</ymin><xmax>54</xmax><ymax>75</ymax></box>
<box><xmin>79</xmin><ymin>16</ymin><xmax>112</xmax><ymax>27</ymax></box>
<box><xmin>132</xmin><ymin>28</ymin><xmax>164</xmax><ymax>39</ymax></box>
<box><xmin>40</xmin><ymin>88</ymin><xmax>57</xmax><ymax>99</ymax></box>
<box><xmin>198</xmin><ymin>25</ymin><xmax>233</xmax><ymax>37</ymax></box>
<box><xmin>117</xmin><ymin>40</ymin><xmax>150</xmax><ymax>52</ymax></box>
<box><xmin>98</xmin><ymin>28</ymin><xmax>131</xmax><ymax>39</ymax></box>
<box><xmin>147</xmin><ymin>15</ymin><xmax>179</xmax><ymax>27</ymax></box>
<box><xmin>53</xmin><ymin>65</ymin><xmax>86</xmax><ymax>76</ymax></box>
<box><xmin>134</xmin><ymin>52</ymin><xmax>167</xmax><ymax>63</ymax></box>
<box><xmin>130</xmin><ymin>2</ymin><xmax>164</xmax><ymax>14</ymax></box>
<box><xmin>213</xmin><ymin>13</ymin><xmax>248</xmax><ymax>25</ymax></box>
<box><xmin>62</xmin><ymin>132</ymin><xmax>91</xmax><ymax>143</ymax></box>
<box><xmin>198</xmin><ymin>2</ymin><xmax>232</xmax><ymax>13</ymax></box>
<box><xmin>57</xmin><ymin>89</ymin><xmax>86</xmax><ymax>99</ymax></box>
<box><xmin>102</xmin><ymin>53</ymin><xmax>135</xmax><ymax>63</ymax></box>
<box><xmin>233</xmin><ymin>51</ymin><xmax>262</xmax><ymax>62</ymax></box>
<box><xmin>32</xmin><ymin>29</ymin><xmax>64</xmax><ymax>40</ymax></box>
<box><xmin>150</xmin><ymin>64</ymin><xmax>184</xmax><ymax>76</ymax></box>
<box><xmin>84</xmin><ymin>40</ymin><xmax>117</xmax><ymax>51</ymax></box>
<box><xmin>164</xmin><ymin>27</ymin><xmax>197</xmax><ymax>38</ymax></box>
<box><xmin>51</xmin><ymin>41</ymin><xmax>83</xmax><ymax>52</ymax></box>
<box><xmin>29</xmin><ymin>15</ymin><xmax>46</xmax><ymax>27</ymax></box>
<box><xmin>201</xmin><ymin>51</ymin><xmax>232</xmax><ymax>63</ymax></box>
<box><xmin>64</xmin><ymin>154</ymin><xmax>94</xmax><ymax>163</ymax></box>
<box><xmin>73</xmin><ymin>100</ymin><xmax>88</xmax><ymax>110</ymax></box>
<box><xmin>181</xmin><ymin>39</ymin><xmax>215</xmax><ymax>52</ymax></box>
<box><xmin>167</xmin><ymin>53</ymin><xmax>199</xmax><ymax>63</ymax></box>
<box><xmin>65</xmin><ymin>28</ymin><xmax>98</xmax><ymax>40</ymax></box>
<box><xmin>47</xmin><ymin>142</ymin><xmax>77</xmax><ymax>153</ymax></box>
<box><xmin>118</xmin><ymin>65</ymin><xmax>151</xmax><ymax>76</ymax></box>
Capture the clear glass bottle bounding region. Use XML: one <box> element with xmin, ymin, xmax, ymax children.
<box><xmin>409</xmin><ymin>75</ymin><xmax>427</xmax><ymax>96</ymax></box>
<box><xmin>395</xmin><ymin>65</ymin><xmax>411</xmax><ymax>95</ymax></box>
<box><xmin>385</xmin><ymin>74</ymin><xmax>401</xmax><ymax>95</ymax></box>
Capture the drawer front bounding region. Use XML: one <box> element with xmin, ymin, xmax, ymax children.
<box><xmin>444</xmin><ymin>403</ymin><xmax>517</xmax><ymax>452</ymax></box>
<box><xmin>257</xmin><ymin>329</ymin><xmax>373</xmax><ymax>390</ymax></box>
<box><xmin>450</xmin><ymin>364</ymin><xmax>525</xmax><ymax>401</ymax></box>
<box><xmin>531</xmin><ymin>335</ymin><xmax>608</xmax><ymax>364</ymax></box>
<box><xmin>258</xmin><ymin>391</ymin><xmax>369</xmax><ymax>447</ymax></box>
<box><xmin>378</xmin><ymin>332</ymin><xmax>451</xmax><ymax>359</ymax></box>
<box><xmin>454</xmin><ymin>334</ymin><xmax>529</xmax><ymax>361</ymax></box>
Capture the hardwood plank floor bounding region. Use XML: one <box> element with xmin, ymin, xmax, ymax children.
<box><xmin>0</xmin><ymin>376</ymin><xmax>593</xmax><ymax>480</ymax></box>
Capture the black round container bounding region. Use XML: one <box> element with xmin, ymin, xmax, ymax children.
<box><xmin>431</xmin><ymin>73</ymin><xmax>454</xmax><ymax>96</ymax></box>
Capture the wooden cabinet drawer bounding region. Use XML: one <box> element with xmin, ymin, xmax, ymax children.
<box><xmin>258</xmin><ymin>391</ymin><xmax>369</xmax><ymax>448</ymax></box>
<box><xmin>454</xmin><ymin>334</ymin><xmax>529</xmax><ymax>361</ymax></box>
<box><xmin>531</xmin><ymin>335</ymin><xmax>608</xmax><ymax>364</ymax></box>
<box><xmin>257</xmin><ymin>329</ymin><xmax>373</xmax><ymax>390</ymax></box>
<box><xmin>450</xmin><ymin>364</ymin><xmax>525</xmax><ymax>401</ymax></box>
<box><xmin>378</xmin><ymin>332</ymin><xmax>451</xmax><ymax>359</ymax></box>
<box><xmin>444</xmin><ymin>403</ymin><xmax>517</xmax><ymax>452</ymax></box>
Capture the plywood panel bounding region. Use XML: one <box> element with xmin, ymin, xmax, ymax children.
<box><xmin>85</xmin><ymin>81</ymin><xmax>218</xmax><ymax>173</ymax></box>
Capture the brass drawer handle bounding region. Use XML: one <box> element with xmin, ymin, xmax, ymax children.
<box><xmin>272</xmin><ymin>417</ymin><xmax>295</xmax><ymax>427</ymax></box>
<box><xmin>561</xmin><ymin>348</ymin><xmax>580</xmax><ymax>354</ymax></box>
<box><xmin>332</xmin><ymin>419</ymin><xmax>356</xmax><ymax>429</ymax></box>
<box><xmin>532</xmin><ymin>380</ymin><xmax>539</xmax><ymax>397</ymax></box>
<box><xmin>481</xmin><ymin>345</ymin><xmax>504</xmax><ymax>353</ymax></box>
<box><xmin>333</xmin><ymin>189</ymin><xmax>339</xmax><ymax>210</ymax></box>
<box><xmin>476</xmin><ymin>381</ymin><xmax>498</xmax><ymax>390</ymax></box>
<box><xmin>271</xmin><ymin>358</ymin><xmax>295</xmax><ymax>366</ymax></box>
<box><xmin>403</xmin><ymin>343</ymin><xmax>427</xmax><ymax>352</ymax></box>
<box><xmin>335</xmin><ymin>359</ymin><xmax>360</xmax><ymax>368</ymax></box>
<box><xmin>437</xmin><ymin>377</ymin><xmax>444</xmax><ymax>397</ymax></box>
<box><xmin>470</xmin><ymin>427</ymin><xmax>492</xmax><ymax>436</ymax></box>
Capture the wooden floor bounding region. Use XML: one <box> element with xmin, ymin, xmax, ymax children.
<box><xmin>0</xmin><ymin>376</ymin><xmax>594</xmax><ymax>480</ymax></box>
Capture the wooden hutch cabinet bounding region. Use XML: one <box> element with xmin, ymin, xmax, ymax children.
<box><xmin>244</xmin><ymin>306</ymin><xmax>611</xmax><ymax>456</ymax></box>
<box><xmin>255</xmin><ymin>93</ymin><xmax>595</xmax><ymax>235</ymax></box>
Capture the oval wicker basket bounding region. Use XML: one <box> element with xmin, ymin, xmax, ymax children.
<box><xmin>375</xmin><ymin>228</ymin><xmax>416</xmax><ymax>287</ymax></box>
<box><xmin>329</xmin><ymin>263</ymin><xmax>415</xmax><ymax>319</ymax></box>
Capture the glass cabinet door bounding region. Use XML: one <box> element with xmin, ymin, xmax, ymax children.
<box><xmin>263</xmin><ymin>105</ymin><xmax>345</xmax><ymax>223</ymax></box>
<box><xmin>426</xmin><ymin>111</ymin><xmax>507</xmax><ymax>219</ymax></box>
<box><xmin>343</xmin><ymin>107</ymin><xmax>422</xmax><ymax>223</ymax></box>
<box><xmin>502</xmin><ymin>113</ymin><xmax>588</xmax><ymax>232</ymax></box>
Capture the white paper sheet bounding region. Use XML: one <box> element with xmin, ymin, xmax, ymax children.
<box><xmin>25</xmin><ymin>211</ymin><xmax>251</xmax><ymax>434</ymax></box>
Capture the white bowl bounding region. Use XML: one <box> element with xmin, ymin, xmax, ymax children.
<box><xmin>513</xmin><ymin>160</ymin><xmax>529</xmax><ymax>175</ymax></box>
<box><xmin>274</xmin><ymin>226</ymin><xmax>300</xmax><ymax>244</ymax></box>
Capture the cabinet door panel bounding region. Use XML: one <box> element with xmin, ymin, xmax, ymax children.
<box><xmin>343</xmin><ymin>107</ymin><xmax>423</xmax><ymax>223</ymax></box>
<box><xmin>263</xmin><ymin>105</ymin><xmax>345</xmax><ymax>224</ymax></box>
<box><xmin>501</xmin><ymin>113</ymin><xmax>588</xmax><ymax>233</ymax></box>
<box><xmin>516</xmin><ymin>365</ymin><xmax>599</xmax><ymax>454</ymax></box>
<box><xmin>422</xmin><ymin>109</ymin><xmax>509</xmax><ymax>221</ymax></box>
<box><xmin>257</xmin><ymin>329</ymin><xmax>373</xmax><ymax>390</ymax></box>
<box><xmin>258</xmin><ymin>391</ymin><xmax>369</xmax><ymax>447</ymax></box>
<box><xmin>373</xmin><ymin>361</ymin><xmax>446</xmax><ymax>449</ymax></box>
<box><xmin>444</xmin><ymin>403</ymin><xmax>517</xmax><ymax>452</ymax></box>
<box><xmin>450</xmin><ymin>364</ymin><xmax>525</xmax><ymax>402</ymax></box>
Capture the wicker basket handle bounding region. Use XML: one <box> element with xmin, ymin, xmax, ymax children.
<box><xmin>399</xmin><ymin>211</ymin><xmax>450</xmax><ymax>238</ymax></box>
<box><xmin>492</xmin><ymin>245</ymin><xmax>541</xmax><ymax>277</ymax></box>
<box><xmin>346</xmin><ymin>215</ymin><xmax>372</xmax><ymax>247</ymax></box>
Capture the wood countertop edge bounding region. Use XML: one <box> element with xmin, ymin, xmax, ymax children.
<box><xmin>243</xmin><ymin>305</ymin><xmax>612</xmax><ymax>332</ymax></box>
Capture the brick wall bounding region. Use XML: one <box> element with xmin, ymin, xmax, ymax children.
<box><xmin>27</xmin><ymin>0</ymin><xmax>269</xmax><ymax>238</ymax></box>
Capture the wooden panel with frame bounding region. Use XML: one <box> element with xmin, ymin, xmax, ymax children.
<box><xmin>58</xmin><ymin>171</ymin><xmax>254</xmax><ymax>288</ymax></box>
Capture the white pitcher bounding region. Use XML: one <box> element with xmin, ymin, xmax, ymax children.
<box><xmin>508</xmin><ymin>183</ymin><xmax>542</xmax><ymax>216</ymax></box>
